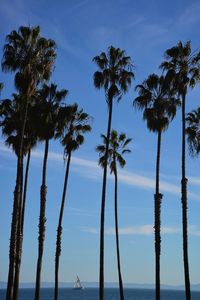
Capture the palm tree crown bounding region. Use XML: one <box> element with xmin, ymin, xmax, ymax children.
<box><xmin>93</xmin><ymin>46</ymin><xmax>134</xmax><ymax>103</ymax></box>
<box><xmin>134</xmin><ymin>73</ymin><xmax>181</xmax><ymax>132</ymax></box>
<box><xmin>186</xmin><ymin>108</ymin><xmax>200</xmax><ymax>156</ymax></box>
<box><xmin>56</xmin><ymin>103</ymin><xmax>92</xmax><ymax>156</ymax></box>
<box><xmin>160</xmin><ymin>41</ymin><xmax>200</xmax><ymax>95</ymax></box>
<box><xmin>96</xmin><ymin>130</ymin><xmax>132</xmax><ymax>172</ymax></box>
<box><xmin>0</xmin><ymin>94</ymin><xmax>37</xmax><ymax>156</ymax></box>
<box><xmin>2</xmin><ymin>26</ymin><xmax>56</xmax><ymax>94</ymax></box>
<box><xmin>34</xmin><ymin>83</ymin><xmax>68</xmax><ymax>141</ymax></box>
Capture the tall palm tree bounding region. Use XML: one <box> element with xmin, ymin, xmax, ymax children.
<box><xmin>93</xmin><ymin>46</ymin><xmax>134</xmax><ymax>300</ymax></box>
<box><xmin>186</xmin><ymin>108</ymin><xmax>200</xmax><ymax>156</ymax></box>
<box><xmin>13</xmin><ymin>97</ymin><xmax>39</xmax><ymax>300</ymax></box>
<box><xmin>134</xmin><ymin>73</ymin><xmax>180</xmax><ymax>300</ymax></box>
<box><xmin>34</xmin><ymin>83</ymin><xmax>68</xmax><ymax>300</ymax></box>
<box><xmin>96</xmin><ymin>130</ymin><xmax>131</xmax><ymax>300</ymax></box>
<box><xmin>2</xmin><ymin>25</ymin><xmax>56</xmax><ymax>300</ymax></box>
<box><xmin>160</xmin><ymin>41</ymin><xmax>200</xmax><ymax>300</ymax></box>
<box><xmin>0</xmin><ymin>94</ymin><xmax>38</xmax><ymax>300</ymax></box>
<box><xmin>54</xmin><ymin>103</ymin><xmax>91</xmax><ymax>300</ymax></box>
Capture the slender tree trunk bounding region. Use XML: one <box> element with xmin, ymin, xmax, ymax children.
<box><xmin>181</xmin><ymin>92</ymin><xmax>190</xmax><ymax>300</ymax></box>
<box><xmin>6</xmin><ymin>98</ymin><xmax>29</xmax><ymax>300</ymax></box>
<box><xmin>114</xmin><ymin>168</ymin><xmax>124</xmax><ymax>300</ymax></box>
<box><xmin>54</xmin><ymin>152</ymin><xmax>71</xmax><ymax>300</ymax></box>
<box><xmin>99</xmin><ymin>97</ymin><xmax>113</xmax><ymax>300</ymax></box>
<box><xmin>13</xmin><ymin>149</ymin><xmax>31</xmax><ymax>300</ymax></box>
<box><xmin>154</xmin><ymin>131</ymin><xmax>162</xmax><ymax>300</ymax></box>
<box><xmin>21</xmin><ymin>149</ymin><xmax>31</xmax><ymax>235</ymax></box>
<box><xmin>35</xmin><ymin>140</ymin><xmax>49</xmax><ymax>300</ymax></box>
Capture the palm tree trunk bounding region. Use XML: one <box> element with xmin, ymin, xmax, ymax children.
<box><xmin>35</xmin><ymin>139</ymin><xmax>49</xmax><ymax>300</ymax></box>
<box><xmin>181</xmin><ymin>92</ymin><xmax>190</xmax><ymax>300</ymax></box>
<box><xmin>21</xmin><ymin>149</ymin><xmax>31</xmax><ymax>235</ymax></box>
<box><xmin>13</xmin><ymin>149</ymin><xmax>31</xmax><ymax>300</ymax></box>
<box><xmin>114</xmin><ymin>168</ymin><xmax>124</xmax><ymax>300</ymax></box>
<box><xmin>6</xmin><ymin>159</ymin><xmax>21</xmax><ymax>300</ymax></box>
<box><xmin>54</xmin><ymin>152</ymin><xmax>71</xmax><ymax>300</ymax></box>
<box><xmin>6</xmin><ymin>98</ymin><xmax>29</xmax><ymax>300</ymax></box>
<box><xmin>154</xmin><ymin>131</ymin><xmax>162</xmax><ymax>300</ymax></box>
<box><xmin>99</xmin><ymin>97</ymin><xmax>113</xmax><ymax>300</ymax></box>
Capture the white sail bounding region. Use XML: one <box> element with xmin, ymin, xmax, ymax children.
<box><xmin>74</xmin><ymin>275</ymin><xmax>83</xmax><ymax>289</ymax></box>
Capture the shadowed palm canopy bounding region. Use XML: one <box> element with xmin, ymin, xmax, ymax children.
<box><xmin>0</xmin><ymin>94</ymin><xmax>37</xmax><ymax>156</ymax></box>
<box><xmin>93</xmin><ymin>46</ymin><xmax>134</xmax><ymax>103</ymax></box>
<box><xmin>186</xmin><ymin>108</ymin><xmax>200</xmax><ymax>156</ymax></box>
<box><xmin>2</xmin><ymin>26</ymin><xmax>56</xmax><ymax>94</ymax></box>
<box><xmin>134</xmin><ymin>73</ymin><xmax>181</xmax><ymax>133</ymax></box>
<box><xmin>56</xmin><ymin>103</ymin><xmax>92</xmax><ymax>156</ymax></box>
<box><xmin>160</xmin><ymin>41</ymin><xmax>200</xmax><ymax>95</ymax></box>
<box><xmin>33</xmin><ymin>83</ymin><xmax>68</xmax><ymax>141</ymax></box>
<box><xmin>96</xmin><ymin>130</ymin><xmax>132</xmax><ymax>172</ymax></box>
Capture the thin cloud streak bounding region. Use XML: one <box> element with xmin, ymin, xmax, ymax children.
<box><xmin>66</xmin><ymin>207</ymin><xmax>97</xmax><ymax>217</ymax></box>
<box><xmin>81</xmin><ymin>225</ymin><xmax>200</xmax><ymax>236</ymax></box>
<box><xmin>0</xmin><ymin>142</ymin><xmax>198</xmax><ymax>199</ymax></box>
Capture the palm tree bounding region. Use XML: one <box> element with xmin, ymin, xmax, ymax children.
<box><xmin>186</xmin><ymin>108</ymin><xmax>200</xmax><ymax>156</ymax></box>
<box><xmin>34</xmin><ymin>83</ymin><xmax>67</xmax><ymax>300</ymax></box>
<box><xmin>0</xmin><ymin>94</ymin><xmax>38</xmax><ymax>299</ymax></box>
<box><xmin>13</xmin><ymin>97</ymin><xmax>39</xmax><ymax>300</ymax></box>
<box><xmin>160</xmin><ymin>41</ymin><xmax>200</xmax><ymax>300</ymax></box>
<box><xmin>96</xmin><ymin>130</ymin><xmax>131</xmax><ymax>300</ymax></box>
<box><xmin>134</xmin><ymin>73</ymin><xmax>180</xmax><ymax>300</ymax></box>
<box><xmin>2</xmin><ymin>25</ymin><xmax>56</xmax><ymax>300</ymax></box>
<box><xmin>54</xmin><ymin>103</ymin><xmax>91</xmax><ymax>300</ymax></box>
<box><xmin>93</xmin><ymin>46</ymin><xmax>134</xmax><ymax>300</ymax></box>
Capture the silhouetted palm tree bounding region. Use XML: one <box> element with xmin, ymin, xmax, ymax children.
<box><xmin>186</xmin><ymin>108</ymin><xmax>200</xmax><ymax>156</ymax></box>
<box><xmin>2</xmin><ymin>25</ymin><xmax>56</xmax><ymax>300</ymax></box>
<box><xmin>134</xmin><ymin>73</ymin><xmax>180</xmax><ymax>300</ymax></box>
<box><xmin>160</xmin><ymin>41</ymin><xmax>200</xmax><ymax>300</ymax></box>
<box><xmin>34</xmin><ymin>84</ymin><xmax>67</xmax><ymax>300</ymax></box>
<box><xmin>96</xmin><ymin>130</ymin><xmax>131</xmax><ymax>300</ymax></box>
<box><xmin>54</xmin><ymin>103</ymin><xmax>91</xmax><ymax>300</ymax></box>
<box><xmin>93</xmin><ymin>46</ymin><xmax>134</xmax><ymax>300</ymax></box>
<box><xmin>13</xmin><ymin>97</ymin><xmax>39</xmax><ymax>299</ymax></box>
<box><xmin>0</xmin><ymin>94</ymin><xmax>38</xmax><ymax>298</ymax></box>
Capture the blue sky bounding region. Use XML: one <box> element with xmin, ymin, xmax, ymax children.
<box><xmin>1</xmin><ymin>0</ymin><xmax>200</xmax><ymax>286</ymax></box>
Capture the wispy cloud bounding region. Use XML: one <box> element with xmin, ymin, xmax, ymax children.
<box><xmin>188</xmin><ymin>176</ymin><xmax>200</xmax><ymax>186</ymax></box>
<box><xmin>179</xmin><ymin>2</ymin><xmax>200</xmax><ymax>26</ymax></box>
<box><xmin>81</xmin><ymin>226</ymin><xmax>98</xmax><ymax>234</ymax></box>
<box><xmin>0</xmin><ymin>142</ymin><xmax>199</xmax><ymax>199</ymax></box>
<box><xmin>188</xmin><ymin>225</ymin><xmax>200</xmax><ymax>237</ymax></box>
<box><xmin>81</xmin><ymin>225</ymin><xmax>200</xmax><ymax>236</ymax></box>
<box><xmin>66</xmin><ymin>207</ymin><xmax>97</xmax><ymax>217</ymax></box>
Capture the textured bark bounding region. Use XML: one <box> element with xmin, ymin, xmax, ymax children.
<box><xmin>114</xmin><ymin>168</ymin><xmax>124</xmax><ymax>300</ymax></box>
<box><xmin>35</xmin><ymin>140</ymin><xmax>49</xmax><ymax>300</ymax></box>
<box><xmin>154</xmin><ymin>131</ymin><xmax>162</xmax><ymax>300</ymax></box>
<box><xmin>6</xmin><ymin>99</ymin><xmax>29</xmax><ymax>300</ymax></box>
<box><xmin>13</xmin><ymin>149</ymin><xmax>31</xmax><ymax>300</ymax></box>
<box><xmin>181</xmin><ymin>92</ymin><xmax>191</xmax><ymax>300</ymax></box>
<box><xmin>54</xmin><ymin>153</ymin><xmax>71</xmax><ymax>300</ymax></box>
<box><xmin>21</xmin><ymin>149</ymin><xmax>31</xmax><ymax>235</ymax></box>
<box><xmin>6</xmin><ymin>162</ymin><xmax>22</xmax><ymax>300</ymax></box>
<box><xmin>99</xmin><ymin>97</ymin><xmax>113</xmax><ymax>300</ymax></box>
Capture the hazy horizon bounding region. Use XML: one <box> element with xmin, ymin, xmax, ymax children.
<box><xmin>1</xmin><ymin>0</ymin><xmax>200</xmax><ymax>288</ymax></box>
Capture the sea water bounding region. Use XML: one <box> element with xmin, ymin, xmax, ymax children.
<box><xmin>0</xmin><ymin>288</ymin><xmax>200</xmax><ymax>300</ymax></box>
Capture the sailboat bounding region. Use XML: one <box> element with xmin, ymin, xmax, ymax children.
<box><xmin>74</xmin><ymin>275</ymin><xmax>83</xmax><ymax>290</ymax></box>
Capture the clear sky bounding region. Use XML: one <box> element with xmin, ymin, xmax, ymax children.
<box><xmin>0</xmin><ymin>0</ymin><xmax>200</xmax><ymax>286</ymax></box>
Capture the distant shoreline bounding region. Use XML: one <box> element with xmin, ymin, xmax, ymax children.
<box><xmin>1</xmin><ymin>282</ymin><xmax>200</xmax><ymax>291</ymax></box>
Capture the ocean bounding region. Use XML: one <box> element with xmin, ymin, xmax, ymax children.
<box><xmin>0</xmin><ymin>288</ymin><xmax>200</xmax><ymax>300</ymax></box>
